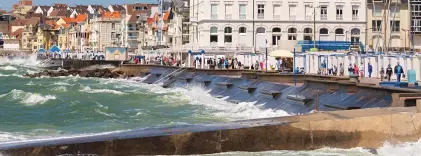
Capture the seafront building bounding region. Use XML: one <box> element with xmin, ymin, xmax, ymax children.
<box><xmin>187</xmin><ymin>0</ymin><xmax>367</xmax><ymax>53</ymax></box>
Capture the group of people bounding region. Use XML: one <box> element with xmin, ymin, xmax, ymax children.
<box><xmin>214</xmin><ymin>58</ymin><xmax>242</xmax><ymax>69</ymax></box>
<box><xmin>319</xmin><ymin>60</ymin><xmax>406</xmax><ymax>82</ymax></box>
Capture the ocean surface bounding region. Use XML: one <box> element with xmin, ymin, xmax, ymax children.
<box><xmin>0</xmin><ymin>56</ymin><xmax>419</xmax><ymax>156</ymax></box>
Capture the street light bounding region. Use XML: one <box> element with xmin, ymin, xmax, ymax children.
<box><xmin>402</xmin><ymin>28</ymin><xmax>409</xmax><ymax>53</ymax></box>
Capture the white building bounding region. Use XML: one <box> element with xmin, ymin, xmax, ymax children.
<box><xmin>189</xmin><ymin>0</ymin><xmax>367</xmax><ymax>52</ymax></box>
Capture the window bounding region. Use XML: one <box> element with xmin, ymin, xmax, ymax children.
<box><xmin>257</xmin><ymin>4</ymin><xmax>264</xmax><ymax>19</ymax></box>
<box><xmin>288</xmin><ymin>28</ymin><xmax>297</xmax><ymax>33</ymax></box>
<box><xmin>256</xmin><ymin>27</ymin><xmax>265</xmax><ymax>33</ymax></box>
<box><xmin>288</xmin><ymin>28</ymin><xmax>297</xmax><ymax>40</ymax></box>
<box><xmin>289</xmin><ymin>5</ymin><xmax>296</xmax><ymax>20</ymax></box>
<box><xmin>239</xmin><ymin>27</ymin><xmax>247</xmax><ymax>34</ymax></box>
<box><xmin>336</xmin><ymin>6</ymin><xmax>343</xmax><ymax>20</ymax></box>
<box><xmin>273</xmin><ymin>5</ymin><xmax>280</xmax><ymax>20</ymax></box>
<box><xmin>272</xmin><ymin>28</ymin><xmax>281</xmax><ymax>45</ymax></box>
<box><xmin>224</xmin><ymin>27</ymin><xmax>232</xmax><ymax>43</ymax></box>
<box><xmin>390</xmin><ymin>6</ymin><xmax>400</xmax><ymax>18</ymax></box>
<box><xmin>112</xmin><ymin>23</ymin><xmax>115</xmax><ymax>30</ymax></box>
<box><xmin>211</xmin><ymin>4</ymin><xmax>218</xmax><ymax>19</ymax></box>
<box><xmin>320</xmin><ymin>6</ymin><xmax>327</xmax><ymax>20</ymax></box>
<box><xmin>373</xmin><ymin>4</ymin><xmax>382</xmax><ymax>16</ymax></box>
<box><xmin>391</xmin><ymin>21</ymin><xmax>400</xmax><ymax>32</ymax></box>
<box><xmin>210</xmin><ymin>26</ymin><xmax>218</xmax><ymax>43</ymax></box>
<box><xmin>372</xmin><ymin>20</ymin><xmax>382</xmax><ymax>32</ymax></box>
<box><xmin>225</xmin><ymin>5</ymin><xmax>232</xmax><ymax>19</ymax></box>
<box><xmin>239</xmin><ymin>5</ymin><xmax>246</xmax><ymax>19</ymax></box>
<box><xmin>335</xmin><ymin>29</ymin><xmax>344</xmax><ymax>34</ymax></box>
<box><xmin>352</xmin><ymin>6</ymin><xmax>359</xmax><ymax>20</ymax></box>
<box><xmin>111</xmin><ymin>32</ymin><xmax>116</xmax><ymax>39</ymax></box>
<box><xmin>320</xmin><ymin>28</ymin><xmax>329</xmax><ymax>34</ymax></box>
<box><xmin>305</xmin><ymin>5</ymin><xmax>312</xmax><ymax>20</ymax></box>
<box><xmin>304</xmin><ymin>28</ymin><xmax>312</xmax><ymax>33</ymax></box>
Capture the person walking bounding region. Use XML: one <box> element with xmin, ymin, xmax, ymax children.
<box><xmin>394</xmin><ymin>62</ymin><xmax>404</xmax><ymax>82</ymax></box>
<box><xmin>348</xmin><ymin>64</ymin><xmax>353</xmax><ymax>75</ymax></box>
<box><xmin>353</xmin><ymin>63</ymin><xmax>359</xmax><ymax>75</ymax></box>
<box><xmin>386</xmin><ymin>64</ymin><xmax>393</xmax><ymax>81</ymax></box>
<box><xmin>368</xmin><ymin>62</ymin><xmax>373</xmax><ymax>78</ymax></box>
<box><xmin>380</xmin><ymin>67</ymin><xmax>385</xmax><ymax>81</ymax></box>
<box><xmin>321</xmin><ymin>60</ymin><xmax>327</xmax><ymax>75</ymax></box>
<box><xmin>339</xmin><ymin>63</ymin><xmax>344</xmax><ymax>76</ymax></box>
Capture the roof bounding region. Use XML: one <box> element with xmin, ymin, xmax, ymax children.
<box><xmin>40</xmin><ymin>6</ymin><xmax>50</xmax><ymax>13</ymax></box>
<box><xmin>126</xmin><ymin>3</ymin><xmax>155</xmax><ymax>14</ymax></box>
<box><xmin>62</xmin><ymin>17</ymin><xmax>74</xmax><ymax>23</ymax></box>
<box><xmin>11</xmin><ymin>28</ymin><xmax>23</xmax><ymax>40</ymax></box>
<box><xmin>25</xmin><ymin>17</ymin><xmax>40</xmax><ymax>25</ymax></box>
<box><xmin>101</xmin><ymin>12</ymin><xmax>120</xmax><ymax>18</ymax></box>
<box><xmin>74</xmin><ymin>14</ymin><xmax>88</xmax><ymax>22</ymax></box>
<box><xmin>110</xmin><ymin>5</ymin><xmax>126</xmax><ymax>12</ymax></box>
<box><xmin>20</xmin><ymin>0</ymin><xmax>33</xmax><ymax>6</ymax></box>
<box><xmin>91</xmin><ymin>5</ymin><xmax>107</xmax><ymax>12</ymax></box>
<box><xmin>11</xmin><ymin>19</ymin><xmax>27</xmax><ymax>26</ymax></box>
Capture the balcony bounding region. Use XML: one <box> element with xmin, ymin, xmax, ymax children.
<box><xmin>305</xmin><ymin>15</ymin><xmax>312</xmax><ymax>21</ymax></box>
<box><xmin>211</xmin><ymin>14</ymin><xmax>218</xmax><ymax>19</ymax></box>
<box><xmin>128</xmin><ymin>27</ymin><xmax>139</xmax><ymax>31</ymax></box>
<box><xmin>257</xmin><ymin>13</ymin><xmax>264</xmax><ymax>19</ymax></box>
<box><xmin>225</xmin><ymin>14</ymin><xmax>232</xmax><ymax>19</ymax></box>
<box><xmin>289</xmin><ymin>15</ymin><xmax>296</xmax><ymax>20</ymax></box>
<box><xmin>352</xmin><ymin>15</ymin><xmax>358</xmax><ymax>21</ymax></box>
<box><xmin>239</xmin><ymin>14</ymin><xmax>246</xmax><ymax>19</ymax></box>
<box><xmin>273</xmin><ymin>15</ymin><xmax>280</xmax><ymax>20</ymax></box>
<box><xmin>336</xmin><ymin>15</ymin><xmax>343</xmax><ymax>20</ymax></box>
<box><xmin>372</xmin><ymin>28</ymin><xmax>382</xmax><ymax>32</ymax></box>
<box><xmin>320</xmin><ymin>14</ymin><xmax>327</xmax><ymax>20</ymax></box>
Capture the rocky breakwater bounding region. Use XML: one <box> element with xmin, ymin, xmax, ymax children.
<box><xmin>24</xmin><ymin>68</ymin><xmax>125</xmax><ymax>78</ymax></box>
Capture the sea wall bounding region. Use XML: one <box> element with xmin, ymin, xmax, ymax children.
<box><xmin>40</xmin><ymin>59</ymin><xmax>123</xmax><ymax>69</ymax></box>
<box><xmin>1</xmin><ymin>107</ymin><xmax>420</xmax><ymax>155</ymax></box>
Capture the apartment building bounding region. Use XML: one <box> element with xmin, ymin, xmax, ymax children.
<box><xmin>90</xmin><ymin>12</ymin><xmax>122</xmax><ymax>51</ymax></box>
<box><xmin>410</xmin><ymin>0</ymin><xmax>421</xmax><ymax>51</ymax></box>
<box><xmin>367</xmin><ymin>0</ymin><xmax>409</xmax><ymax>52</ymax></box>
<box><xmin>189</xmin><ymin>0</ymin><xmax>366</xmax><ymax>52</ymax></box>
<box><xmin>21</xmin><ymin>17</ymin><xmax>39</xmax><ymax>51</ymax></box>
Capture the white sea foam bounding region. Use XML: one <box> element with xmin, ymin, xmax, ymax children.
<box><xmin>52</xmin><ymin>81</ymin><xmax>74</xmax><ymax>86</ymax></box>
<box><xmin>51</xmin><ymin>86</ymin><xmax>68</xmax><ymax>92</ymax></box>
<box><xmin>0</xmin><ymin>66</ymin><xmax>17</xmax><ymax>71</ymax></box>
<box><xmin>0</xmin><ymin>132</ymin><xmax>28</xmax><ymax>142</ymax></box>
<box><xmin>0</xmin><ymin>54</ymin><xmax>39</xmax><ymax>67</ymax></box>
<box><xmin>80</xmin><ymin>86</ymin><xmax>125</xmax><ymax>95</ymax></box>
<box><xmin>26</xmin><ymin>81</ymin><xmax>35</xmax><ymax>86</ymax></box>
<box><xmin>7</xmin><ymin>89</ymin><xmax>56</xmax><ymax>106</ymax></box>
<box><xmin>0</xmin><ymin>73</ymin><xmax>10</xmax><ymax>77</ymax></box>
<box><xmin>377</xmin><ymin>139</ymin><xmax>421</xmax><ymax>156</ymax></box>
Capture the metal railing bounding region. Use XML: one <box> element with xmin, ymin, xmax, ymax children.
<box><xmin>336</xmin><ymin>15</ymin><xmax>343</xmax><ymax>20</ymax></box>
<box><xmin>257</xmin><ymin>13</ymin><xmax>264</xmax><ymax>19</ymax></box>
<box><xmin>352</xmin><ymin>15</ymin><xmax>358</xmax><ymax>21</ymax></box>
<box><xmin>152</xmin><ymin>67</ymin><xmax>187</xmax><ymax>84</ymax></box>
<box><xmin>239</xmin><ymin>14</ymin><xmax>246</xmax><ymax>19</ymax></box>
<box><xmin>211</xmin><ymin>14</ymin><xmax>218</xmax><ymax>19</ymax></box>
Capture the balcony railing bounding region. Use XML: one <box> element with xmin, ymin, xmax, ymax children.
<box><xmin>352</xmin><ymin>15</ymin><xmax>358</xmax><ymax>21</ymax></box>
<box><xmin>211</xmin><ymin>14</ymin><xmax>218</xmax><ymax>19</ymax></box>
<box><xmin>320</xmin><ymin>14</ymin><xmax>327</xmax><ymax>20</ymax></box>
<box><xmin>273</xmin><ymin>15</ymin><xmax>280</xmax><ymax>20</ymax></box>
<box><xmin>336</xmin><ymin>15</ymin><xmax>343</xmax><ymax>20</ymax></box>
<box><xmin>257</xmin><ymin>13</ymin><xmax>264</xmax><ymax>19</ymax></box>
<box><xmin>372</xmin><ymin>28</ymin><xmax>382</xmax><ymax>32</ymax></box>
<box><xmin>289</xmin><ymin>15</ymin><xmax>296</xmax><ymax>20</ymax></box>
<box><xmin>239</xmin><ymin>14</ymin><xmax>246</xmax><ymax>19</ymax></box>
<box><xmin>225</xmin><ymin>14</ymin><xmax>232</xmax><ymax>19</ymax></box>
<box><xmin>305</xmin><ymin>15</ymin><xmax>312</xmax><ymax>21</ymax></box>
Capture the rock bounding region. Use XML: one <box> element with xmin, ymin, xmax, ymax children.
<box><xmin>24</xmin><ymin>68</ymin><xmax>120</xmax><ymax>79</ymax></box>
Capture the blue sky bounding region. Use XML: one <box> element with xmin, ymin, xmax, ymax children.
<box><xmin>1</xmin><ymin>0</ymin><xmax>157</xmax><ymax>11</ymax></box>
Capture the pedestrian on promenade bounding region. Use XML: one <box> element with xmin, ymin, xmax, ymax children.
<box><xmin>321</xmin><ymin>60</ymin><xmax>327</xmax><ymax>75</ymax></box>
<box><xmin>386</xmin><ymin>65</ymin><xmax>393</xmax><ymax>81</ymax></box>
<box><xmin>368</xmin><ymin>62</ymin><xmax>373</xmax><ymax>78</ymax></box>
<box><xmin>339</xmin><ymin>63</ymin><xmax>344</xmax><ymax>76</ymax></box>
<box><xmin>353</xmin><ymin>63</ymin><xmax>359</xmax><ymax>75</ymax></box>
<box><xmin>394</xmin><ymin>62</ymin><xmax>404</xmax><ymax>82</ymax></box>
<box><xmin>255</xmin><ymin>61</ymin><xmax>259</xmax><ymax>71</ymax></box>
<box><xmin>380</xmin><ymin>67</ymin><xmax>385</xmax><ymax>81</ymax></box>
<box><xmin>348</xmin><ymin>64</ymin><xmax>354</xmax><ymax>75</ymax></box>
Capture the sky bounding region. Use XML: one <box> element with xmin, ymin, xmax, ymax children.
<box><xmin>1</xmin><ymin>0</ymin><xmax>157</xmax><ymax>11</ymax></box>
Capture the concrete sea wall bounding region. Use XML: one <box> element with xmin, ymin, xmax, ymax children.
<box><xmin>0</xmin><ymin>108</ymin><xmax>420</xmax><ymax>155</ymax></box>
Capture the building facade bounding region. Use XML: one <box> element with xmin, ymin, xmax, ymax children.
<box><xmin>189</xmin><ymin>0</ymin><xmax>367</xmax><ymax>52</ymax></box>
<box><xmin>367</xmin><ymin>0</ymin><xmax>410</xmax><ymax>52</ymax></box>
<box><xmin>410</xmin><ymin>0</ymin><xmax>421</xmax><ymax>51</ymax></box>
<box><xmin>90</xmin><ymin>12</ymin><xmax>122</xmax><ymax>51</ymax></box>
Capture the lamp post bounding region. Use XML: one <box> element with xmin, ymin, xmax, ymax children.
<box><xmin>265</xmin><ymin>39</ymin><xmax>268</xmax><ymax>72</ymax></box>
<box><xmin>402</xmin><ymin>28</ymin><xmax>409</xmax><ymax>53</ymax></box>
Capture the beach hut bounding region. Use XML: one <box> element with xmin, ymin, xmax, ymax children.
<box><xmin>49</xmin><ymin>45</ymin><xmax>61</xmax><ymax>53</ymax></box>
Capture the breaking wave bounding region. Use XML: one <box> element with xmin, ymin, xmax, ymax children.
<box><xmin>0</xmin><ymin>66</ymin><xmax>17</xmax><ymax>71</ymax></box>
<box><xmin>79</xmin><ymin>86</ymin><xmax>125</xmax><ymax>95</ymax></box>
<box><xmin>1</xmin><ymin>89</ymin><xmax>56</xmax><ymax>106</ymax></box>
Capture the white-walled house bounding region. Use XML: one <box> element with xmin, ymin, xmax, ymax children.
<box><xmin>189</xmin><ymin>0</ymin><xmax>367</xmax><ymax>52</ymax></box>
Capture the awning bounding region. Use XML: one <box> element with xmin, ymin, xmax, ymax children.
<box><xmin>38</xmin><ymin>48</ymin><xmax>46</xmax><ymax>53</ymax></box>
<box><xmin>269</xmin><ymin>49</ymin><xmax>294</xmax><ymax>58</ymax></box>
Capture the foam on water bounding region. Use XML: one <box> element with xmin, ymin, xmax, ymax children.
<box><xmin>80</xmin><ymin>86</ymin><xmax>126</xmax><ymax>95</ymax></box>
<box><xmin>1</xmin><ymin>89</ymin><xmax>57</xmax><ymax>106</ymax></box>
<box><xmin>0</xmin><ymin>66</ymin><xmax>17</xmax><ymax>71</ymax></box>
<box><xmin>377</xmin><ymin>139</ymin><xmax>421</xmax><ymax>156</ymax></box>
